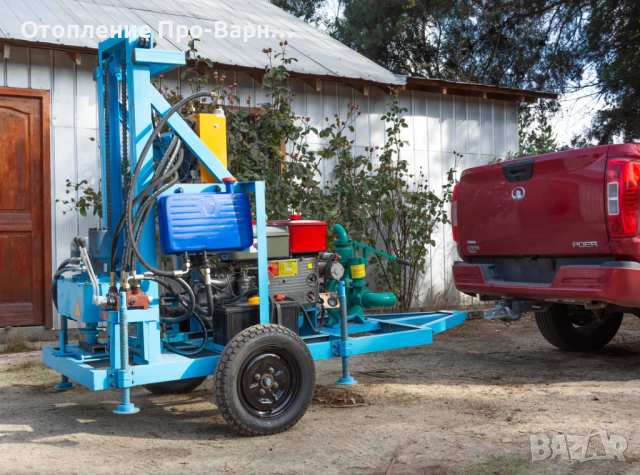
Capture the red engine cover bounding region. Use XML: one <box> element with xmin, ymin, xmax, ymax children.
<box><xmin>268</xmin><ymin>214</ymin><xmax>327</xmax><ymax>254</ymax></box>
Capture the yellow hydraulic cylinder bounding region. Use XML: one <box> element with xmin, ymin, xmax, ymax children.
<box><xmin>189</xmin><ymin>112</ymin><xmax>227</xmax><ymax>183</ymax></box>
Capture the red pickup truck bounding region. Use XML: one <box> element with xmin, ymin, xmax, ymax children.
<box><xmin>452</xmin><ymin>144</ymin><xmax>640</xmax><ymax>352</ymax></box>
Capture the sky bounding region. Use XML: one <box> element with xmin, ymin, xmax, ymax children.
<box><xmin>550</xmin><ymin>87</ymin><xmax>606</xmax><ymax>146</ymax></box>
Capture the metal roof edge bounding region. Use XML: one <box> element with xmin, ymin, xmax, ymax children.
<box><xmin>401</xmin><ymin>75</ymin><xmax>558</xmax><ymax>101</ymax></box>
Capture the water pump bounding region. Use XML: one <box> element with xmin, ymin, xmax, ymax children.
<box><xmin>323</xmin><ymin>224</ymin><xmax>410</xmax><ymax>324</ymax></box>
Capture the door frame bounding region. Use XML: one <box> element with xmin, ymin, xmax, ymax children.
<box><xmin>0</xmin><ymin>87</ymin><xmax>52</xmax><ymax>328</ymax></box>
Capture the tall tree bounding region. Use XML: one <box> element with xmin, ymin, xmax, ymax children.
<box><xmin>333</xmin><ymin>1</ymin><xmax>585</xmax><ymax>90</ymax></box>
<box><xmin>330</xmin><ymin>0</ymin><xmax>640</xmax><ymax>143</ymax></box>
<box><xmin>267</xmin><ymin>0</ymin><xmax>640</xmax><ymax>143</ymax></box>
<box><xmin>585</xmin><ymin>2</ymin><xmax>640</xmax><ymax>143</ymax></box>
<box><xmin>268</xmin><ymin>0</ymin><xmax>327</xmax><ymax>22</ymax></box>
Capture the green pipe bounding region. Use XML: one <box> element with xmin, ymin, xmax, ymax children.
<box><xmin>333</xmin><ymin>224</ymin><xmax>349</xmax><ymax>243</ymax></box>
<box><xmin>362</xmin><ymin>291</ymin><xmax>397</xmax><ymax>309</ymax></box>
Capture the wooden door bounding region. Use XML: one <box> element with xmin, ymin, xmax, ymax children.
<box><xmin>0</xmin><ymin>88</ymin><xmax>51</xmax><ymax>327</ymax></box>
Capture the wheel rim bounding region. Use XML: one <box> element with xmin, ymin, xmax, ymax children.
<box><xmin>239</xmin><ymin>345</ymin><xmax>301</xmax><ymax>419</ymax></box>
<box><xmin>569</xmin><ymin>312</ymin><xmax>610</xmax><ymax>335</ymax></box>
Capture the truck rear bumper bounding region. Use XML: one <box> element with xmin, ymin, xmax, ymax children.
<box><xmin>453</xmin><ymin>261</ymin><xmax>640</xmax><ymax>308</ymax></box>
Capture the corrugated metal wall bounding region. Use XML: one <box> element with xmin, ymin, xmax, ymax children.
<box><xmin>159</xmin><ymin>67</ymin><xmax>519</xmax><ymax>305</ymax></box>
<box><xmin>1</xmin><ymin>48</ymin><xmax>517</xmax><ymax>326</ymax></box>
<box><xmin>1</xmin><ymin>46</ymin><xmax>100</xmax><ymax>328</ymax></box>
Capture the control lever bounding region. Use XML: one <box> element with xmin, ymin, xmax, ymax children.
<box><xmin>350</xmin><ymin>241</ymin><xmax>412</xmax><ymax>266</ymax></box>
<box><xmin>73</xmin><ymin>237</ymin><xmax>113</xmax><ymax>310</ymax></box>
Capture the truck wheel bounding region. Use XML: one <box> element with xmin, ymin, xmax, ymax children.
<box><xmin>215</xmin><ymin>324</ymin><xmax>315</xmax><ymax>436</ymax></box>
<box><xmin>534</xmin><ymin>305</ymin><xmax>623</xmax><ymax>352</ymax></box>
<box><xmin>143</xmin><ymin>377</ymin><xmax>207</xmax><ymax>395</ymax></box>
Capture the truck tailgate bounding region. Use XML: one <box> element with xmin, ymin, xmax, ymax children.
<box><xmin>457</xmin><ymin>146</ymin><xmax>612</xmax><ymax>257</ymax></box>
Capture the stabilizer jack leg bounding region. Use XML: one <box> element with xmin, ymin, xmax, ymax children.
<box><xmin>54</xmin><ymin>316</ymin><xmax>76</xmax><ymax>390</ymax></box>
<box><xmin>54</xmin><ymin>375</ymin><xmax>76</xmax><ymax>391</ymax></box>
<box><xmin>113</xmin><ymin>292</ymin><xmax>140</xmax><ymax>415</ymax></box>
<box><xmin>335</xmin><ymin>281</ymin><xmax>357</xmax><ymax>386</ymax></box>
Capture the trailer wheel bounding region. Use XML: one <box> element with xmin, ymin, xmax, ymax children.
<box><xmin>215</xmin><ymin>324</ymin><xmax>315</xmax><ymax>436</ymax></box>
<box><xmin>143</xmin><ymin>377</ymin><xmax>207</xmax><ymax>395</ymax></box>
<box><xmin>535</xmin><ymin>305</ymin><xmax>623</xmax><ymax>352</ymax></box>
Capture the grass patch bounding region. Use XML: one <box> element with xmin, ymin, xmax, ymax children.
<box><xmin>6</xmin><ymin>360</ymin><xmax>38</xmax><ymax>372</ymax></box>
<box><xmin>469</xmin><ymin>455</ymin><xmax>532</xmax><ymax>475</ymax></box>
<box><xmin>2</xmin><ymin>332</ymin><xmax>37</xmax><ymax>354</ymax></box>
<box><xmin>312</xmin><ymin>385</ymin><xmax>367</xmax><ymax>408</ymax></box>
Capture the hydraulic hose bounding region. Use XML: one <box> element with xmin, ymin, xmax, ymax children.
<box><xmin>139</xmin><ymin>276</ymin><xmax>195</xmax><ymax>324</ymax></box>
<box><xmin>124</xmin><ymin>91</ymin><xmax>212</xmax><ymax>279</ymax></box>
<box><xmin>109</xmin><ymin>137</ymin><xmax>180</xmax><ymax>276</ymax></box>
<box><xmin>189</xmin><ymin>266</ymin><xmax>215</xmax><ymax>318</ymax></box>
<box><xmin>162</xmin><ymin>312</ymin><xmax>209</xmax><ymax>356</ymax></box>
<box><xmin>52</xmin><ymin>262</ymin><xmax>75</xmax><ymax>311</ymax></box>
<box><xmin>301</xmin><ymin>305</ymin><xmax>325</xmax><ymax>334</ymax></box>
<box><xmin>125</xmin><ymin>171</ymin><xmax>180</xmax><ymax>273</ymax></box>
<box><xmin>110</xmin><ymin>91</ymin><xmax>209</xmax><ymax>279</ymax></box>
<box><xmin>221</xmin><ymin>288</ymin><xmax>259</xmax><ymax>305</ymax></box>
<box><xmin>132</xmin><ymin>136</ymin><xmax>181</xmax><ymax>207</ymax></box>
<box><xmin>194</xmin><ymin>267</ymin><xmax>230</xmax><ymax>288</ymax></box>
<box><xmin>204</xmin><ymin>280</ymin><xmax>214</xmax><ymax>318</ymax></box>
<box><xmin>127</xmin><ymin>146</ymin><xmax>183</xmax><ymax>257</ymax></box>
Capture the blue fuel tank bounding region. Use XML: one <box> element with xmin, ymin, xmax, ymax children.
<box><xmin>157</xmin><ymin>192</ymin><xmax>254</xmax><ymax>255</ymax></box>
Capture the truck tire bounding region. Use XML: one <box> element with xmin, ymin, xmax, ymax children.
<box><xmin>534</xmin><ymin>305</ymin><xmax>623</xmax><ymax>352</ymax></box>
<box><xmin>214</xmin><ymin>324</ymin><xmax>315</xmax><ymax>436</ymax></box>
<box><xmin>143</xmin><ymin>377</ymin><xmax>207</xmax><ymax>395</ymax></box>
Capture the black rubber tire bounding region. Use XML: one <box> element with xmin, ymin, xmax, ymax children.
<box><xmin>534</xmin><ymin>305</ymin><xmax>623</xmax><ymax>352</ymax></box>
<box><xmin>214</xmin><ymin>324</ymin><xmax>315</xmax><ymax>436</ymax></box>
<box><xmin>143</xmin><ymin>377</ymin><xmax>207</xmax><ymax>395</ymax></box>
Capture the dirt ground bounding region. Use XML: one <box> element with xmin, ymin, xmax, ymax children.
<box><xmin>2</xmin><ymin>314</ymin><xmax>640</xmax><ymax>475</ymax></box>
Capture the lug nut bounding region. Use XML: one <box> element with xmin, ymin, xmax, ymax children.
<box><xmin>259</xmin><ymin>389</ymin><xmax>265</xmax><ymax>395</ymax></box>
<box><xmin>255</xmin><ymin>374</ymin><xmax>260</xmax><ymax>380</ymax></box>
<box><xmin>273</xmin><ymin>382</ymin><xmax>279</xmax><ymax>388</ymax></box>
<box><xmin>268</xmin><ymin>367</ymin><xmax>274</xmax><ymax>374</ymax></box>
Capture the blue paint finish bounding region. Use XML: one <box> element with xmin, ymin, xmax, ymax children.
<box><xmin>101</xmin><ymin>307</ymin><xmax>159</xmax><ymax>324</ymax></box>
<box><xmin>254</xmin><ymin>181</ymin><xmax>270</xmax><ymax>324</ymax></box>
<box><xmin>56</xmin><ymin>278</ymin><xmax>105</xmax><ymax>323</ymax></box>
<box><xmin>43</xmin><ymin>346</ymin><xmax>110</xmax><ymax>390</ymax></box>
<box><xmin>157</xmin><ymin>192</ymin><xmax>254</xmax><ymax>254</ymax></box>
<box><xmin>43</xmin><ymin>346</ymin><xmax>218</xmax><ymax>391</ymax></box>
<box><xmin>132</xmin><ymin>48</ymin><xmax>186</xmax><ymax>77</ymax></box>
<box><xmin>128</xmin><ymin>42</ymin><xmax>159</xmax><ymax>289</ymax></box>
<box><xmin>114</xmin><ymin>292</ymin><xmax>139</xmax><ymax>414</ymax></box>
<box><xmin>335</xmin><ymin>281</ymin><xmax>356</xmax><ymax>385</ymax></box>
<box><xmin>54</xmin><ymin>377</ymin><xmax>76</xmax><ymax>391</ymax></box>
<box><xmin>53</xmin><ymin>315</ymin><xmax>76</xmax><ymax>390</ymax></box>
<box><xmin>368</xmin><ymin>312</ymin><xmax>467</xmax><ymax>334</ymax></box>
<box><xmin>43</xmin><ymin>36</ymin><xmax>469</xmax><ymax>415</ymax></box>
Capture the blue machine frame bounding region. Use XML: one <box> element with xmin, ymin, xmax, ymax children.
<box><xmin>43</xmin><ymin>32</ymin><xmax>467</xmax><ymax>411</ymax></box>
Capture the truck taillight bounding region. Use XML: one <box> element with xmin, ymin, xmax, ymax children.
<box><xmin>606</xmin><ymin>158</ymin><xmax>640</xmax><ymax>237</ymax></box>
<box><xmin>452</xmin><ymin>183</ymin><xmax>460</xmax><ymax>242</ymax></box>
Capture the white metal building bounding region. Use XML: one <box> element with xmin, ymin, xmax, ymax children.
<box><xmin>0</xmin><ymin>0</ymin><xmax>555</xmax><ymax>328</ymax></box>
